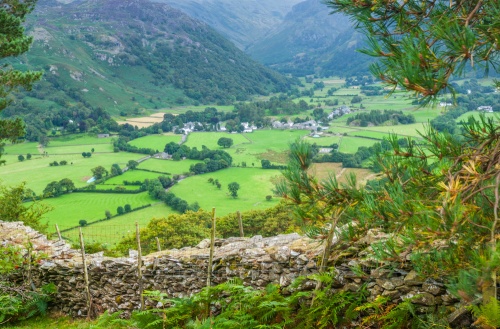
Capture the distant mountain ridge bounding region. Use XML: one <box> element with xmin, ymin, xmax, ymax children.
<box><xmin>162</xmin><ymin>0</ymin><xmax>372</xmax><ymax>77</ymax></box>
<box><xmin>157</xmin><ymin>0</ymin><xmax>303</xmax><ymax>49</ymax></box>
<box><xmin>247</xmin><ymin>0</ymin><xmax>371</xmax><ymax>76</ymax></box>
<box><xmin>9</xmin><ymin>0</ymin><xmax>291</xmax><ymax>116</ymax></box>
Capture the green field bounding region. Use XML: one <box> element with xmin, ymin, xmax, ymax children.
<box><xmin>60</xmin><ymin>203</ymin><xmax>175</xmax><ymax>245</ymax></box>
<box><xmin>43</xmin><ymin>143</ymin><xmax>114</xmax><ymax>154</ymax></box>
<box><xmin>346</xmin><ymin>130</ymin><xmax>389</xmax><ymax>140</ymax></box>
<box><xmin>94</xmin><ymin>184</ymin><xmax>139</xmax><ymax>191</ymax></box>
<box><xmin>3</xmin><ymin>141</ymin><xmax>40</xmax><ymax>155</ymax></box>
<box><xmin>40</xmin><ymin>192</ymin><xmax>158</xmax><ymax>229</ymax></box>
<box><xmin>225</xmin><ymin>129</ymin><xmax>309</xmax><ymax>165</ymax></box>
<box><xmin>138</xmin><ymin>158</ymin><xmax>202</xmax><ymax>175</ymax></box>
<box><xmin>455</xmin><ymin>111</ymin><xmax>498</xmax><ymax>122</ymax></box>
<box><xmin>169</xmin><ymin>167</ymin><xmax>281</xmax><ymax>216</ymax></box>
<box><xmin>303</xmin><ymin>135</ymin><xmax>342</xmax><ymax>146</ymax></box>
<box><xmin>0</xmin><ymin>151</ymin><xmax>143</xmax><ymax>194</ymax></box>
<box><xmin>338</xmin><ymin>136</ymin><xmax>379</xmax><ymax>153</ymax></box>
<box><xmin>184</xmin><ymin>132</ymin><xmax>250</xmax><ymax>149</ymax></box>
<box><xmin>128</xmin><ymin>134</ymin><xmax>182</xmax><ymax>151</ymax></box>
<box><xmin>47</xmin><ymin>134</ymin><xmax>116</xmax><ymax>146</ymax></box>
<box><xmin>103</xmin><ymin>169</ymin><xmax>162</xmax><ymax>184</ymax></box>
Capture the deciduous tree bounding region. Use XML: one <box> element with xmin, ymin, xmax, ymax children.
<box><xmin>228</xmin><ymin>182</ymin><xmax>240</xmax><ymax>198</ymax></box>
<box><xmin>217</xmin><ymin>137</ymin><xmax>233</xmax><ymax>148</ymax></box>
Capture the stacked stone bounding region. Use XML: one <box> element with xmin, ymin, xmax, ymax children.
<box><xmin>1</xmin><ymin>221</ymin><xmax>465</xmax><ymax>323</ymax></box>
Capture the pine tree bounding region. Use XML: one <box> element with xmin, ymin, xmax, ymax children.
<box><xmin>325</xmin><ymin>1</ymin><xmax>500</xmax><ymax>104</ymax></box>
<box><xmin>0</xmin><ymin>1</ymin><xmax>42</xmax><ymax>155</ymax></box>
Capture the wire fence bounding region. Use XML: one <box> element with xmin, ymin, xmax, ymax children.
<box><xmin>43</xmin><ymin>209</ymin><xmax>325</xmax><ymax>318</ymax></box>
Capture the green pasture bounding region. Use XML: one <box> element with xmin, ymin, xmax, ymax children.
<box><xmin>48</xmin><ymin>134</ymin><xmax>115</xmax><ymax>146</ymax></box>
<box><xmin>169</xmin><ymin>167</ymin><xmax>281</xmax><ymax>216</ymax></box>
<box><xmin>346</xmin><ymin>130</ymin><xmax>388</xmax><ymax>140</ymax></box>
<box><xmin>455</xmin><ymin>111</ymin><xmax>498</xmax><ymax>122</ymax></box>
<box><xmin>184</xmin><ymin>132</ymin><xmax>249</xmax><ymax>149</ymax></box>
<box><xmin>327</xmin><ymin>126</ymin><xmax>358</xmax><ymax>134</ymax></box>
<box><xmin>94</xmin><ymin>184</ymin><xmax>139</xmax><ymax>191</ymax></box>
<box><xmin>226</xmin><ymin>129</ymin><xmax>309</xmax><ymax>165</ymax></box>
<box><xmin>3</xmin><ymin>141</ymin><xmax>40</xmax><ymax>155</ymax></box>
<box><xmin>43</xmin><ymin>143</ymin><xmax>114</xmax><ymax>154</ymax></box>
<box><xmin>103</xmin><ymin>169</ymin><xmax>161</xmax><ymax>184</ymax></box>
<box><xmin>303</xmin><ymin>135</ymin><xmax>342</xmax><ymax>146</ymax></box>
<box><xmin>40</xmin><ymin>191</ymin><xmax>158</xmax><ymax>229</ymax></box>
<box><xmin>128</xmin><ymin>134</ymin><xmax>181</xmax><ymax>151</ymax></box>
<box><xmin>338</xmin><ymin>136</ymin><xmax>378</xmax><ymax>153</ymax></box>
<box><xmin>138</xmin><ymin>158</ymin><xmax>202</xmax><ymax>175</ymax></box>
<box><xmin>60</xmin><ymin>203</ymin><xmax>175</xmax><ymax>245</ymax></box>
<box><xmin>365</xmin><ymin>123</ymin><xmax>426</xmax><ymax>138</ymax></box>
<box><xmin>407</xmin><ymin>107</ymin><xmax>441</xmax><ymax>122</ymax></box>
<box><xmin>0</xmin><ymin>151</ymin><xmax>142</xmax><ymax>194</ymax></box>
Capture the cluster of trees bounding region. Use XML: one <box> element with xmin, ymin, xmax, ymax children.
<box><xmin>142</xmin><ymin>176</ymin><xmax>198</xmax><ymax>214</ymax></box>
<box><xmin>235</xmin><ymin>96</ymin><xmax>310</xmax><ymax>122</ymax></box>
<box><xmin>43</xmin><ymin>178</ymin><xmax>75</xmax><ymax>197</ymax></box>
<box><xmin>159</xmin><ymin>107</ymin><xmax>236</xmax><ymax>133</ymax></box>
<box><xmin>347</xmin><ymin>110</ymin><xmax>416</xmax><ymax>126</ymax></box>
<box><xmin>430</xmin><ymin>106</ymin><xmax>470</xmax><ymax>134</ymax></box>
<box><xmin>260</xmin><ymin>159</ymin><xmax>286</xmax><ymax>170</ymax></box>
<box><xmin>314</xmin><ymin>139</ymin><xmax>399</xmax><ymax>169</ymax></box>
<box><xmin>207</xmin><ymin>177</ymin><xmax>221</xmax><ymax>189</ymax></box>
<box><xmin>116</xmin><ymin>204</ymin><xmax>132</xmax><ymax>215</ymax></box>
<box><xmin>81</xmin><ymin>152</ymin><xmax>92</xmax><ymax>158</ymax></box>
<box><xmin>49</xmin><ymin>160</ymin><xmax>68</xmax><ymax>166</ymax></box>
<box><xmin>113</xmin><ymin>137</ymin><xmax>156</xmax><ymax>155</ymax></box>
<box><xmin>163</xmin><ymin>142</ymin><xmax>232</xmax><ymax>174</ymax></box>
<box><xmin>360</xmin><ymin>85</ymin><xmax>384</xmax><ymax>96</ymax></box>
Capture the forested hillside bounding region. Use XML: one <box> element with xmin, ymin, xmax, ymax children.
<box><xmin>5</xmin><ymin>0</ymin><xmax>291</xmax><ymax>118</ymax></box>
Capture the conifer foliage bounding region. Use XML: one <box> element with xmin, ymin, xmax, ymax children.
<box><xmin>0</xmin><ymin>0</ymin><xmax>42</xmax><ymax>151</ymax></box>
<box><xmin>325</xmin><ymin>0</ymin><xmax>500</xmax><ymax>103</ymax></box>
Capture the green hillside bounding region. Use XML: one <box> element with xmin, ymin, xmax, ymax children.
<box><xmin>6</xmin><ymin>0</ymin><xmax>292</xmax><ymax>120</ymax></box>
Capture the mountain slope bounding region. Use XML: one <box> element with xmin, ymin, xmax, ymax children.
<box><xmin>10</xmin><ymin>0</ymin><xmax>291</xmax><ymax>117</ymax></box>
<box><xmin>246</xmin><ymin>0</ymin><xmax>371</xmax><ymax>77</ymax></box>
<box><xmin>156</xmin><ymin>0</ymin><xmax>303</xmax><ymax>49</ymax></box>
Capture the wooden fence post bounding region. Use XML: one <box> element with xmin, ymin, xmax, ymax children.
<box><xmin>55</xmin><ymin>224</ymin><xmax>62</xmax><ymax>241</ymax></box>
<box><xmin>136</xmin><ymin>222</ymin><xmax>144</xmax><ymax>311</ymax></box>
<box><xmin>155</xmin><ymin>237</ymin><xmax>161</xmax><ymax>252</ymax></box>
<box><xmin>79</xmin><ymin>228</ymin><xmax>92</xmax><ymax>319</ymax></box>
<box><xmin>206</xmin><ymin>208</ymin><xmax>216</xmax><ymax>317</ymax></box>
<box><xmin>237</xmin><ymin>210</ymin><xmax>244</xmax><ymax>238</ymax></box>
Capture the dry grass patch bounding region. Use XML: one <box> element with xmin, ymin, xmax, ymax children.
<box><xmin>256</xmin><ymin>149</ymin><xmax>289</xmax><ymax>163</ymax></box>
<box><xmin>117</xmin><ymin>113</ymin><xmax>165</xmax><ymax>128</ymax></box>
<box><xmin>309</xmin><ymin>163</ymin><xmax>374</xmax><ymax>185</ymax></box>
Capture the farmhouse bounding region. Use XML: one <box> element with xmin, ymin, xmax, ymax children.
<box><xmin>328</xmin><ymin>106</ymin><xmax>351</xmax><ymax>120</ymax></box>
<box><xmin>477</xmin><ymin>105</ymin><xmax>493</xmax><ymax>112</ymax></box>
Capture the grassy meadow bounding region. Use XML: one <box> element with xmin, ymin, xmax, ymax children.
<box><xmin>227</xmin><ymin>129</ymin><xmax>309</xmax><ymax>165</ymax></box>
<box><xmin>169</xmin><ymin>167</ymin><xmax>282</xmax><ymax>216</ymax></box>
<box><xmin>0</xmin><ymin>151</ymin><xmax>142</xmax><ymax>194</ymax></box>
<box><xmin>137</xmin><ymin>158</ymin><xmax>202</xmax><ymax>175</ymax></box>
<box><xmin>39</xmin><ymin>191</ymin><xmax>158</xmax><ymax>229</ymax></box>
<box><xmin>128</xmin><ymin>134</ymin><xmax>181</xmax><ymax>151</ymax></box>
<box><xmin>61</xmin><ymin>203</ymin><xmax>175</xmax><ymax>245</ymax></box>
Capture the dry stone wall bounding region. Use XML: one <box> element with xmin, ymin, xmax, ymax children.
<box><xmin>0</xmin><ymin>221</ymin><xmax>467</xmax><ymax>325</ymax></box>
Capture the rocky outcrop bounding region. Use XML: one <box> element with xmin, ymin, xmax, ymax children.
<box><xmin>1</xmin><ymin>221</ymin><xmax>464</xmax><ymax>322</ymax></box>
